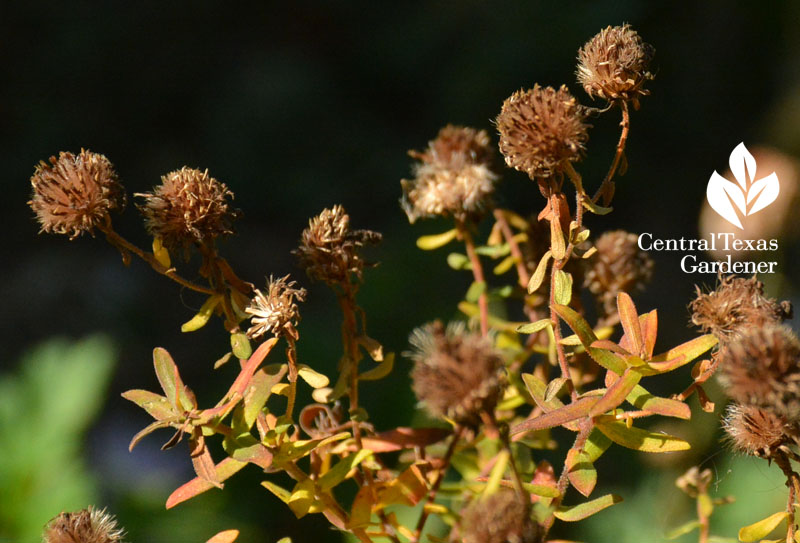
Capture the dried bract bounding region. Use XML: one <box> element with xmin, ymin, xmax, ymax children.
<box><xmin>295</xmin><ymin>205</ymin><xmax>381</xmax><ymax>286</ymax></box>
<box><xmin>458</xmin><ymin>490</ymin><xmax>540</xmax><ymax>543</ymax></box>
<box><xmin>577</xmin><ymin>24</ymin><xmax>654</xmax><ymax>105</ymax></box>
<box><xmin>690</xmin><ymin>275</ymin><xmax>791</xmax><ymax>342</ymax></box>
<box><xmin>584</xmin><ymin>230</ymin><xmax>653</xmax><ymax>317</ymax></box>
<box><xmin>718</xmin><ymin>325</ymin><xmax>800</xmax><ymax>420</ymax></box>
<box><xmin>42</xmin><ymin>507</ymin><xmax>125</xmax><ymax>543</ymax></box>
<box><xmin>496</xmin><ymin>84</ymin><xmax>589</xmax><ymax>179</ymax></box>
<box><xmin>408</xmin><ymin>321</ymin><xmax>504</xmax><ymax>427</ymax></box>
<box><xmin>401</xmin><ymin>125</ymin><xmax>498</xmax><ymax>222</ymax></box>
<box><xmin>136</xmin><ymin>167</ymin><xmax>237</xmax><ymax>250</ymax></box>
<box><xmin>722</xmin><ymin>403</ymin><xmax>793</xmax><ymax>458</ymax></box>
<box><xmin>29</xmin><ymin>150</ymin><xmax>125</xmax><ymax>239</ymax></box>
<box><xmin>246</xmin><ymin>274</ymin><xmax>307</xmax><ymax>341</ymax></box>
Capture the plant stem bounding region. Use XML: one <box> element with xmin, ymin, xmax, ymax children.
<box><xmin>458</xmin><ymin>219</ymin><xmax>489</xmax><ymax>336</ymax></box>
<box><xmin>285</xmin><ymin>337</ymin><xmax>298</xmax><ymax>418</ymax></box>
<box><xmin>493</xmin><ymin>209</ymin><xmax>531</xmax><ymax>288</ymax></box>
<box><xmin>592</xmin><ymin>101</ymin><xmax>630</xmax><ymax>205</ymax></box>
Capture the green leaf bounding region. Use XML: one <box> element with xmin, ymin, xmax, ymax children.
<box><xmin>121</xmin><ymin>389</ymin><xmax>176</xmax><ymax>421</ymax></box>
<box><xmin>595</xmin><ymin>417</ymin><xmax>691</xmax><ymax>453</ymax></box>
<box><xmin>230</xmin><ymin>333</ymin><xmax>252</xmax><ymax>360</ymax></box>
<box><xmin>738</xmin><ymin>511</ymin><xmax>789</xmax><ymax>542</ymax></box>
<box><xmin>527</xmin><ymin>250</ymin><xmax>552</xmax><ymax>293</ymax></box>
<box><xmin>243</xmin><ymin>365</ymin><xmax>287</xmax><ymax>429</ymax></box>
<box><xmin>511</xmin><ymin>396</ymin><xmax>599</xmax><ymax>435</ymax></box>
<box><xmin>554</xmin><ymin>494</ymin><xmax>622</xmax><ymax>521</ymax></box>
<box><xmin>272</xmin><ymin>433</ymin><xmax>350</xmax><ymax>469</ymax></box>
<box><xmin>582</xmin><ymin>196</ymin><xmax>613</xmax><ymax>215</ymax></box>
<box><xmin>566</xmin><ymin>447</ymin><xmax>597</xmax><ymax>497</ymax></box>
<box><xmin>617</xmin><ymin>292</ymin><xmax>643</xmax><ymax>356</ymax></box>
<box><xmin>153</xmin><ymin>347</ymin><xmax>194</xmax><ymax>411</ymax></box>
<box><xmin>493</xmin><ymin>255</ymin><xmax>516</xmax><ymax>275</ymax></box>
<box><xmin>516</xmin><ymin>319</ymin><xmax>551</xmax><ymax>334</ymax></box>
<box><xmin>297</xmin><ymin>365</ymin><xmax>330</xmax><ymax>389</ymax></box>
<box><xmin>318</xmin><ymin>449</ymin><xmax>373</xmax><ymax>491</ymax></box>
<box><xmin>644</xmin><ymin>334</ymin><xmax>718</xmax><ymax>374</ymax></box>
<box><xmin>181</xmin><ymin>294</ymin><xmax>223</xmax><ymax>332</ymax></box>
<box><xmin>483</xmin><ymin>449</ymin><xmax>509</xmax><ymax>497</ymax></box>
<box><xmin>522</xmin><ymin>483</ymin><xmax>560</xmax><ymax>498</ymax></box>
<box><xmin>152</xmin><ymin>237</ymin><xmax>171</xmax><ymax>268</ymax></box>
<box><xmin>626</xmin><ymin>385</ymin><xmax>691</xmax><ymax>419</ymax></box>
<box><xmin>554</xmin><ymin>270</ymin><xmax>573</xmax><ymax>305</ymax></box>
<box><xmin>416</xmin><ymin>229</ymin><xmax>458</xmax><ymax>250</ymax></box>
<box><xmin>261</xmin><ymin>479</ymin><xmax>292</xmax><ymax>503</ymax></box>
<box><xmin>359</xmin><ymin>352</ymin><xmax>394</xmax><ymax>381</ymax></box>
<box><xmin>583</xmin><ymin>429</ymin><xmax>613</xmax><ymax>462</ymax></box>
<box><xmin>588</xmin><ymin>368</ymin><xmax>642</xmax><ymax>417</ymax></box>
<box><xmin>466</xmin><ymin>281</ymin><xmax>487</xmax><ymax>303</ymax></box>
<box><xmin>552</xmin><ymin>305</ymin><xmax>626</xmax><ymax>374</ymax></box>
<box><xmin>287</xmin><ymin>479</ymin><xmax>317</xmax><ymax>518</ymax></box>
<box><xmin>665</xmin><ymin>520</ymin><xmax>701</xmax><ymax>539</ymax></box>
<box><xmin>447</xmin><ymin>253</ymin><xmax>471</xmax><ymax>270</ymax></box>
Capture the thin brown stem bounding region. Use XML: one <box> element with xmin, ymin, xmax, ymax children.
<box><xmin>775</xmin><ymin>451</ymin><xmax>799</xmax><ymax>542</ymax></box>
<box><xmin>458</xmin><ymin>220</ymin><xmax>489</xmax><ymax>336</ymax></box>
<box><xmin>493</xmin><ymin>209</ymin><xmax>530</xmax><ymax>288</ymax></box>
<box><xmin>592</xmin><ymin>101</ymin><xmax>630</xmax><ymax>205</ymax></box>
<box><xmin>285</xmin><ymin>337</ymin><xmax>299</xmax><ymax>418</ymax></box>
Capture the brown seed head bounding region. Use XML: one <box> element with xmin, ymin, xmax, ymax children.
<box><xmin>136</xmin><ymin>167</ymin><xmax>237</xmax><ymax>250</ymax></box>
<box><xmin>458</xmin><ymin>490</ymin><xmax>540</xmax><ymax>543</ymax></box>
<box><xmin>690</xmin><ymin>275</ymin><xmax>791</xmax><ymax>343</ymax></box>
<box><xmin>584</xmin><ymin>230</ymin><xmax>653</xmax><ymax>317</ymax></box>
<box><xmin>496</xmin><ymin>84</ymin><xmax>589</xmax><ymax>180</ymax></box>
<box><xmin>577</xmin><ymin>24</ymin><xmax>654</xmax><ymax>105</ymax></box>
<box><xmin>295</xmin><ymin>205</ymin><xmax>382</xmax><ymax>286</ymax></box>
<box><xmin>29</xmin><ymin>150</ymin><xmax>125</xmax><ymax>239</ymax></box>
<box><xmin>722</xmin><ymin>403</ymin><xmax>793</xmax><ymax>458</ymax></box>
<box><xmin>408</xmin><ymin>321</ymin><xmax>504</xmax><ymax>427</ymax></box>
<box><xmin>42</xmin><ymin>507</ymin><xmax>125</xmax><ymax>543</ymax></box>
<box><xmin>401</xmin><ymin>125</ymin><xmax>498</xmax><ymax>223</ymax></box>
<box><xmin>718</xmin><ymin>325</ymin><xmax>800</xmax><ymax>420</ymax></box>
<box><xmin>245</xmin><ymin>274</ymin><xmax>307</xmax><ymax>341</ymax></box>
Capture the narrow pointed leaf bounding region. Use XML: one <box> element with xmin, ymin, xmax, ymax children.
<box><xmin>167</xmin><ymin>457</ymin><xmax>247</xmax><ymax>508</ymax></box>
<box><xmin>583</xmin><ymin>429</ymin><xmax>613</xmax><ymax>462</ymax></box>
<box><xmin>493</xmin><ymin>255</ymin><xmax>516</xmax><ymax>275</ymax></box>
<box><xmin>738</xmin><ymin>511</ymin><xmax>789</xmax><ymax>542</ymax></box>
<box><xmin>550</xmin><ymin>218</ymin><xmax>566</xmax><ymax>260</ymax></box>
<box><xmin>528</xmin><ymin>250</ymin><xmax>552</xmax><ymax>293</ymax></box>
<box><xmin>649</xmin><ymin>334</ymin><xmax>717</xmax><ymax>365</ymax></box>
<box><xmin>152</xmin><ymin>237</ymin><xmax>171</xmax><ymax>268</ymax></box>
<box><xmin>121</xmin><ymin>389</ymin><xmax>176</xmax><ymax>421</ymax></box>
<box><xmin>206</xmin><ymin>530</ymin><xmax>239</xmax><ymax>543</ymax></box>
<box><xmin>190</xmin><ymin>430</ymin><xmax>221</xmax><ymax>488</ymax></box>
<box><xmin>153</xmin><ymin>347</ymin><xmax>194</xmax><ymax>411</ymax></box>
<box><xmin>361</xmin><ymin>427</ymin><xmax>449</xmax><ymax>452</ymax></box>
<box><xmin>554</xmin><ymin>270</ymin><xmax>573</xmax><ymax>305</ymax></box>
<box><xmin>416</xmin><ymin>229</ymin><xmax>458</xmax><ymax>250</ymax></box>
<box><xmin>516</xmin><ymin>319</ymin><xmax>551</xmax><ymax>334</ymax></box>
<box><xmin>128</xmin><ymin>418</ymin><xmax>176</xmax><ymax>451</ymax></box>
<box><xmin>665</xmin><ymin>520</ymin><xmax>701</xmax><ymax>540</ymax></box>
<box><xmin>589</xmin><ymin>368</ymin><xmax>642</xmax><ymax>417</ymax></box>
<box><xmin>626</xmin><ymin>385</ymin><xmax>691</xmax><ymax>419</ymax></box>
<box><xmin>552</xmin><ymin>305</ymin><xmax>626</xmax><ymax>374</ymax></box>
<box><xmin>582</xmin><ymin>196</ymin><xmax>613</xmax><ymax>215</ymax></box>
<box><xmin>566</xmin><ymin>447</ymin><xmax>597</xmax><ymax>497</ymax></box>
<box><xmin>318</xmin><ymin>449</ymin><xmax>373</xmax><ymax>491</ymax></box>
<box><xmin>511</xmin><ymin>396</ymin><xmax>598</xmax><ymax>435</ymax></box>
<box><xmin>617</xmin><ymin>293</ymin><xmax>643</xmax><ymax>356</ymax></box>
<box><xmin>243</xmin><ymin>365</ymin><xmax>287</xmax><ymax>429</ymax></box>
<box><xmin>640</xmin><ymin>310</ymin><xmax>658</xmax><ymax>359</ymax></box>
<box><xmin>181</xmin><ymin>294</ymin><xmax>223</xmax><ymax>333</ymax></box>
<box><xmin>554</xmin><ymin>494</ymin><xmax>622</xmax><ymax>521</ymax></box>
<box><xmin>595</xmin><ymin>417</ymin><xmax>690</xmax><ymax>452</ymax></box>
<box><xmin>359</xmin><ymin>352</ymin><xmax>394</xmax><ymax>381</ymax></box>
<box><xmin>261</xmin><ymin>479</ymin><xmax>292</xmax><ymax>503</ymax></box>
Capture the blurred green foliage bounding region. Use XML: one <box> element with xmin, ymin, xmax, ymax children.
<box><xmin>0</xmin><ymin>336</ymin><xmax>115</xmax><ymax>541</ymax></box>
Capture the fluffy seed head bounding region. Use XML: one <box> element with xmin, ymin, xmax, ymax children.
<box><xmin>690</xmin><ymin>275</ymin><xmax>792</xmax><ymax>342</ymax></box>
<box><xmin>401</xmin><ymin>125</ymin><xmax>498</xmax><ymax>223</ymax></box>
<box><xmin>496</xmin><ymin>84</ymin><xmax>589</xmax><ymax>179</ymax></box>
<box><xmin>718</xmin><ymin>325</ymin><xmax>800</xmax><ymax>420</ymax></box>
<box><xmin>722</xmin><ymin>403</ymin><xmax>793</xmax><ymax>458</ymax></box>
<box><xmin>29</xmin><ymin>150</ymin><xmax>125</xmax><ymax>239</ymax></box>
<box><xmin>577</xmin><ymin>24</ymin><xmax>654</xmax><ymax>105</ymax></box>
<box><xmin>136</xmin><ymin>167</ymin><xmax>237</xmax><ymax>250</ymax></box>
<box><xmin>42</xmin><ymin>507</ymin><xmax>125</xmax><ymax>543</ymax></box>
<box><xmin>584</xmin><ymin>230</ymin><xmax>653</xmax><ymax>317</ymax></box>
<box><xmin>458</xmin><ymin>490</ymin><xmax>540</xmax><ymax>543</ymax></box>
<box><xmin>295</xmin><ymin>205</ymin><xmax>382</xmax><ymax>286</ymax></box>
<box><xmin>408</xmin><ymin>321</ymin><xmax>504</xmax><ymax>427</ymax></box>
<box><xmin>245</xmin><ymin>275</ymin><xmax>307</xmax><ymax>341</ymax></box>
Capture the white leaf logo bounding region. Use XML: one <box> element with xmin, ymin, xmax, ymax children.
<box><xmin>707</xmin><ymin>142</ymin><xmax>780</xmax><ymax>229</ymax></box>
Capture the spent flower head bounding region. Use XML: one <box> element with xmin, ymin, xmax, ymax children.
<box><xmin>246</xmin><ymin>274</ymin><xmax>307</xmax><ymax>341</ymax></box>
<box><xmin>295</xmin><ymin>205</ymin><xmax>381</xmax><ymax>286</ymax></box>
<box><xmin>29</xmin><ymin>150</ymin><xmax>125</xmax><ymax>239</ymax></box>
<box><xmin>496</xmin><ymin>84</ymin><xmax>589</xmax><ymax>180</ymax></box>
<box><xmin>401</xmin><ymin>125</ymin><xmax>498</xmax><ymax>223</ymax></box>
<box><xmin>458</xmin><ymin>490</ymin><xmax>540</xmax><ymax>543</ymax></box>
<box><xmin>577</xmin><ymin>24</ymin><xmax>654</xmax><ymax>106</ymax></box>
<box><xmin>722</xmin><ymin>403</ymin><xmax>794</xmax><ymax>458</ymax></box>
<box><xmin>136</xmin><ymin>167</ymin><xmax>237</xmax><ymax>250</ymax></box>
<box><xmin>42</xmin><ymin>507</ymin><xmax>125</xmax><ymax>543</ymax></box>
<box><xmin>408</xmin><ymin>321</ymin><xmax>504</xmax><ymax>428</ymax></box>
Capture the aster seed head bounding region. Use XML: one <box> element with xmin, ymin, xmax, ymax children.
<box><xmin>722</xmin><ymin>403</ymin><xmax>795</xmax><ymax>458</ymax></box>
<box><xmin>401</xmin><ymin>125</ymin><xmax>498</xmax><ymax>223</ymax></box>
<box><xmin>42</xmin><ymin>507</ymin><xmax>125</xmax><ymax>543</ymax></box>
<box><xmin>245</xmin><ymin>274</ymin><xmax>307</xmax><ymax>341</ymax></box>
<box><xmin>496</xmin><ymin>84</ymin><xmax>589</xmax><ymax>180</ymax></box>
<box><xmin>408</xmin><ymin>321</ymin><xmax>504</xmax><ymax>428</ymax></box>
<box><xmin>458</xmin><ymin>490</ymin><xmax>540</xmax><ymax>543</ymax></box>
<box><xmin>577</xmin><ymin>24</ymin><xmax>654</xmax><ymax>106</ymax></box>
<box><xmin>718</xmin><ymin>324</ymin><xmax>800</xmax><ymax>420</ymax></box>
<box><xmin>295</xmin><ymin>205</ymin><xmax>381</xmax><ymax>286</ymax></box>
<box><xmin>583</xmin><ymin>230</ymin><xmax>653</xmax><ymax>317</ymax></box>
<box><xmin>136</xmin><ymin>166</ymin><xmax>238</xmax><ymax>250</ymax></box>
<box><xmin>29</xmin><ymin>150</ymin><xmax>125</xmax><ymax>239</ymax></box>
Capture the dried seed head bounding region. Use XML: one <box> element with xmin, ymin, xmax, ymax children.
<box><xmin>401</xmin><ymin>125</ymin><xmax>498</xmax><ymax>223</ymax></box>
<box><xmin>690</xmin><ymin>275</ymin><xmax>791</xmax><ymax>343</ymax></box>
<box><xmin>496</xmin><ymin>84</ymin><xmax>589</xmax><ymax>179</ymax></box>
<box><xmin>458</xmin><ymin>490</ymin><xmax>540</xmax><ymax>543</ymax></box>
<box><xmin>245</xmin><ymin>274</ymin><xmax>307</xmax><ymax>341</ymax></box>
<box><xmin>136</xmin><ymin>167</ymin><xmax>237</xmax><ymax>250</ymax></box>
<box><xmin>718</xmin><ymin>325</ymin><xmax>800</xmax><ymax>420</ymax></box>
<box><xmin>42</xmin><ymin>507</ymin><xmax>125</xmax><ymax>543</ymax></box>
<box><xmin>295</xmin><ymin>205</ymin><xmax>382</xmax><ymax>286</ymax></box>
<box><xmin>722</xmin><ymin>403</ymin><xmax>793</xmax><ymax>458</ymax></box>
<box><xmin>408</xmin><ymin>321</ymin><xmax>504</xmax><ymax>427</ymax></box>
<box><xmin>29</xmin><ymin>150</ymin><xmax>125</xmax><ymax>239</ymax></box>
<box><xmin>577</xmin><ymin>24</ymin><xmax>654</xmax><ymax>105</ymax></box>
<box><xmin>583</xmin><ymin>230</ymin><xmax>653</xmax><ymax>317</ymax></box>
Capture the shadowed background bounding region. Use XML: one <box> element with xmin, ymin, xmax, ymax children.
<box><xmin>2</xmin><ymin>2</ymin><xmax>800</xmax><ymax>541</ymax></box>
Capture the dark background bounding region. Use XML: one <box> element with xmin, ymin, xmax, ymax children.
<box><xmin>3</xmin><ymin>2</ymin><xmax>800</xmax><ymax>541</ymax></box>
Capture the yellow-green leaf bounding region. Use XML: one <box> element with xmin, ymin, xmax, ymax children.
<box><xmin>152</xmin><ymin>237</ymin><xmax>171</xmax><ymax>268</ymax></box>
<box><xmin>297</xmin><ymin>365</ymin><xmax>330</xmax><ymax>389</ymax></box>
<box><xmin>122</xmin><ymin>389</ymin><xmax>176</xmax><ymax>421</ymax></box>
<box><xmin>566</xmin><ymin>447</ymin><xmax>596</xmax><ymax>497</ymax></box>
<box><xmin>582</xmin><ymin>196</ymin><xmax>613</xmax><ymax>215</ymax></box>
<box><xmin>416</xmin><ymin>229</ymin><xmax>458</xmax><ymax>250</ymax></box>
<box><xmin>447</xmin><ymin>253</ymin><xmax>471</xmax><ymax>270</ymax></box>
<box><xmin>554</xmin><ymin>270</ymin><xmax>573</xmax><ymax>305</ymax></box>
<box><xmin>665</xmin><ymin>520</ymin><xmax>701</xmax><ymax>540</ymax></box>
<box><xmin>554</xmin><ymin>494</ymin><xmax>622</xmax><ymax>521</ymax></box>
<box><xmin>493</xmin><ymin>255</ymin><xmax>516</xmax><ymax>275</ymax></box>
<box><xmin>181</xmin><ymin>295</ymin><xmax>223</xmax><ymax>333</ymax></box>
<box><xmin>359</xmin><ymin>352</ymin><xmax>394</xmax><ymax>381</ymax></box>
<box><xmin>516</xmin><ymin>319</ymin><xmax>551</xmax><ymax>334</ymax></box>
<box><xmin>287</xmin><ymin>479</ymin><xmax>317</xmax><ymax>518</ymax></box>
<box><xmin>153</xmin><ymin>347</ymin><xmax>195</xmax><ymax>411</ymax></box>
<box><xmin>595</xmin><ymin>417</ymin><xmax>691</xmax><ymax>453</ymax></box>
<box><xmin>738</xmin><ymin>511</ymin><xmax>789</xmax><ymax>542</ymax></box>
<box><xmin>552</xmin><ymin>304</ymin><xmax>626</xmax><ymax>374</ymax></box>
<box><xmin>528</xmin><ymin>250</ymin><xmax>552</xmax><ymax>293</ymax></box>
<box><xmin>466</xmin><ymin>281</ymin><xmax>486</xmax><ymax>303</ymax></box>
<box><xmin>230</xmin><ymin>332</ymin><xmax>252</xmax><ymax>360</ymax></box>
<box><xmin>318</xmin><ymin>449</ymin><xmax>373</xmax><ymax>491</ymax></box>
<box><xmin>588</xmin><ymin>368</ymin><xmax>642</xmax><ymax>417</ymax></box>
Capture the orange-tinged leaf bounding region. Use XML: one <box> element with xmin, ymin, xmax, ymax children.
<box><xmin>552</xmin><ymin>305</ymin><xmax>626</xmax><ymax>374</ymax></box>
<box><xmin>566</xmin><ymin>448</ymin><xmax>597</xmax><ymax>497</ymax></box>
<box><xmin>128</xmin><ymin>419</ymin><xmax>175</xmax><ymax>451</ymax></box>
<box><xmin>121</xmin><ymin>389</ymin><xmax>176</xmax><ymax>421</ymax></box>
<box><xmin>167</xmin><ymin>457</ymin><xmax>247</xmax><ymax>508</ymax></box>
<box><xmin>649</xmin><ymin>334</ymin><xmax>718</xmax><ymax>366</ymax></box>
<box><xmin>588</xmin><ymin>368</ymin><xmax>642</xmax><ymax>417</ymax></box>
<box><xmin>153</xmin><ymin>347</ymin><xmax>194</xmax><ymax>411</ymax></box>
<box><xmin>378</xmin><ymin>464</ymin><xmax>428</xmax><ymax>508</ymax></box>
<box><xmin>361</xmin><ymin>427</ymin><xmax>449</xmax><ymax>453</ymax></box>
<box><xmin>626</xmin><ymin>385</ymin><xmax>691</xmax><ymax>419</ymax></box>
<box><xmin>511</xmin><ymin>396</ymin><xmax>599</xmax><ymax>435</ymax></box>
<box><xmin>205</xmin><ymin>530</ymin><xmax>239</xmax><ymax>543</ymax></box>
<box><xmin>243</xmin><ymin>365</ymin><xmax>287</xmax><ymax>429</ymax></box>
<box><xmin>348</xmin><ymin>485</ymin><xmax>373</xmax><ymax>529</ymax></box>
<box><xmin>595</xmin><ymin>417</ymin><xmax>690</xmax><ymax>453</ymax></box>
<box><xmin>554</xmin><ymin>494</ymin><xmax>622</xmax><ymax>521</ymax></box>
<box><xmin>642</xmin><ymin>356</ymin><xmax>687</xmax><ymax>375</ymax></box>
<box><xmin>738</xmin><ymin>511</ymin><xmax>789</xmax><ymax>542</ymax></box>
<box><xmin>617</xmin><ymin>293</ymin><xmax>643</xmax><ymax>357</ymax></box>
<box><xmin>225</xmin><ymin>337</ymin><xmax>279</xmax><ymax>401</ymax></box>
<box><xmin>640</xmin><ymin>310</ymin><xmax>658</xmax><ymax>359</ymax></box>
<box><xmin>589</xmin><ymin>340</ymin><xmax>629</xmax><ymax>356</ymax></box>
<box><xmin>190</xmin><ymin>430</ymin><xmax>221</xmax><ymax>488</ymax></box>
<box><xmin>528</xmin><ymin>250</ymin><xmax>552</xmax><ymax>293</ymax></box>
